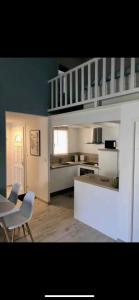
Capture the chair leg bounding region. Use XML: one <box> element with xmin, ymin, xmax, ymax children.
<box><xmin>22</xmin><ymin>225</ymin><xmax>26</xmax><ymax>237</ymax></box>
<box><xmin>18</xmin><ymin>227</ymin><xmax>20</xmax><ymax>236</ymax></box>
<box><xmin>11</xmin><ymin>229</ymin><xmax>15</xmax><ymax>243</ymax></box>
<box><xmin>3</xmin><ymin>234</ymin><xmax>6</xmax><ymax>242</ymax></box>
<box><xmin>25</xmin><ymin>223</ymin><xmax>34</xmax><ymax>242</ymax></box>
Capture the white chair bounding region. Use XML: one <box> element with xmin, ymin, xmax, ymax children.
<box><xmin>8</xmin><ymin>183</ymin><xmax>21</xmax><ymax>205</ymax></box>
<box><xmin>3</xmin><ymin>191</ymin><xmax>35</xmax><ymax>242</ymax></box>
<box><xmin>0</xmin><ymin>183</ymin><xmax>21</xmax><ymax>238</ymax></box>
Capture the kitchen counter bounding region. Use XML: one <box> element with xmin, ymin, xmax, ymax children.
<box><xmin>51</xmin><ymin>162</ymin><xmax>81</xmax><ymax>169</ymax></box>
<box><xmin>74</xmin><ymin>174</ymin><xmax>118</xmax><ymax>192</ymax></box>
<box><xmin>74</xmin><ymin>174</ymin><xmax>119</xmax><ymax>240</ymax></box>
<box><xmin>51</xmin><ymin>161</ymin><xmax>99</xmax><ymax>169</ymax></box>
<box><xmin>98</xmin><ymin>149</ymin><xmax>119</xmax><ymax>152</ymax></box>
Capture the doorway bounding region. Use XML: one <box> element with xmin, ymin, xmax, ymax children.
<box><xmin>6</xmin><ymin>112</ymin><xmax>49</xmax><ymax>203</ymax></box>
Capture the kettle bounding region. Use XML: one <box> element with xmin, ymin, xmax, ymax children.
<box><xmin>74</xmin><ymin>155</ymin><xmax>78</xmax><ymax>162</ymax></box>
<box><xmin>80</xmin><ymin>155</ymin><xmax>85</xmax><ymax>162</ymax></box>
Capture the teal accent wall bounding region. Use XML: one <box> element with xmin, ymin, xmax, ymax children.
<box><xmin>0</xmin><ymin>58</ymin><xmax>58</xmax><ymax>195</ymax></box>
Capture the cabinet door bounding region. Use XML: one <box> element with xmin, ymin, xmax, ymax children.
<box><xmin>50</xmin><ymin>166</ymin><xmax>78</xmax><ymax>193</ymax></box>
<box><xmin>99</xmin><ymin>151</ymin><xmax>118</xmax><ymax>177</ymax></box>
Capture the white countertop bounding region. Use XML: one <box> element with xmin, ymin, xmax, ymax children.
<box><xmin>74</xmin><ymin>174</ymin><xmax>119</xmax><ymax>192</ymax></box>
<box><xmin>51</xmin><ymin>161</ymin><xmax>99</xmax><ymax>169</ymax></box>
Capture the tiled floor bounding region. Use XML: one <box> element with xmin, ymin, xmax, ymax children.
<box><xmin>0</xmin><ymin>189</ymin><xmax>115</xmax><ymax>242</ymax></box>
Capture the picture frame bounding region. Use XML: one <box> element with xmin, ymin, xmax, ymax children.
<box><xmin>30</xmin><ymin>130</ymin><xmax>40</xmax><ymax>156</ymax></box>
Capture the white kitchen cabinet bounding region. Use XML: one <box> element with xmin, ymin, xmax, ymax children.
<box><xmin>50</xmin><ymin>166</ymin><xmax>78</xmax><ymax>193</ymax></box>
<box><xmin>98</xmin><ymin>149</ymin><xmax>119</xmax><ymax>178</ymax></box>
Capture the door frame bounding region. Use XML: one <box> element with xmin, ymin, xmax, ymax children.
<box><xmin>5</xmin><ymin>117</ymin><xmax>27</xmax><ymax>197</ymax></box>
<box><xmin>5</xmin><ymin>111</ymin><xmax>50</xmax><ymax>203</ymax></box>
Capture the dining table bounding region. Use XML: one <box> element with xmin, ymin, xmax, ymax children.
<box><xmin>0</xmin><ymin>194</ymin><xmax>16</xmax><ymax>242</ymax></box>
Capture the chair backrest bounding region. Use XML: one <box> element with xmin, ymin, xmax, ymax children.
<box><xmin>8</xmin><ymin>183</ymin><xmax>21</xmax><ymax>205</ymax></box>
<box><xmin>20</xmin><ymin>191</ymin><xmax>35</xmax><ymax>221</ymax></box>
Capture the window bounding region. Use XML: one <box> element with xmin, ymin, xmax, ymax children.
<box><xmin>53</xmin><ymin>127</ymin><xmax>68</xmax><ymax>155</ymax></box>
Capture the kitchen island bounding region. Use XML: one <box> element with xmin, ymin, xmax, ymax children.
<box><xmin>74</xmin><ymin>174</ymin><xmax>119</xmax><ymax>240</ymax></box>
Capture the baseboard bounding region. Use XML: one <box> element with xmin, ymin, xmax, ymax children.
<box><xmin>36</xmin><ymin>197</ymin><xmax>49</xmax><ymax>204</ymax></box>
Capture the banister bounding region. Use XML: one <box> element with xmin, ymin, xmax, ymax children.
<box><xmin>48</xmin><ymin>57</ymin><xmax>137</xmax><ymax>112</ymax></box>
<box><xmin>48</xmin><ymin>57</ymin><xmax>101</xmax><ymax>83</ymax></box>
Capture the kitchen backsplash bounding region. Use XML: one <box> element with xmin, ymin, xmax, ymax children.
<box><xmin>51</xmin><ymin>153</ymin><xmax>98</xmax><ymax>164</ymax></box>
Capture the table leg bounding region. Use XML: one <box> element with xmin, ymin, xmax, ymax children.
<box><xmin>0</xmin><ymin>218</ymin><xmax>10</xmax><ymax>242</ymax></box>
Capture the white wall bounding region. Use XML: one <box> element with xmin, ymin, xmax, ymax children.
<box><xmin>132</xmin><ymin>122</ymin><xmax>139</xmax><ymax>242</ymax></box>
<box><xmin>102</xmin><ymin>124</ymin><xmax>119</xmax><ymax>145</ymax></box>
<box><xmin>118</xmin><ymin>101</ymin><xmax>139</xmax><ymax>242</ymax></box>
<box><xmin>68</xmin><ymin>128</ymin><xmax>80</xmax><ymax>153</ymax></box>
<box><xmin>78</xmin><ymin>124</ymin><xmax>120</xmax><ymax>154</ymax></box>
<box><xmin>26</xmin><ymin>115</ymin><xmax>49</xmax><ymax>202</ymax></box>
<box><xmin>50</xmin><ymin>105</ymin><xmax>121</xmax><ymax>127</ymax></box>
<box><xmin>78</xmin><ymin>128</ymin><xmax>103</xmax><ymax>154</ymax></box>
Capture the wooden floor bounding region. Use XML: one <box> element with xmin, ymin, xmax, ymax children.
<box><xmin>0</xmin><ymin>189</ymin><xmax>115</xmax><ymax>242</ymax></box>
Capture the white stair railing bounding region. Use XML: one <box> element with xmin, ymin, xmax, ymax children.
<box><xmin>120</xmin><ymin>58</ymin><xmax>124</xmax><ymax>92</ymax></box>
<box><xmin>102</xmin><ymin>58</ymin><xmax>106</xmax><ymax>97</ymax></box>
<box><xmin>48</xmin><ymin>57</ymin><xmax>138</xmax><ymax>112</ymax></box>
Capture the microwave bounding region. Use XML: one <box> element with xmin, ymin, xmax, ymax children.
<box><xmin>105</xmin><ymin>140</ymin><xmax>116</xmax><ymax>149</ymax></box>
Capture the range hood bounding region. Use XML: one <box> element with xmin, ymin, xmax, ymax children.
<box><xmin>86</xmin><ymin>127</ymin><xmax>102</xmax><ymax>144</ymax></box>
<box><xmin>87</xmin><ymin>127</ymin><xmax>102</xmax><ymax>144</ymax></box>
<box><xmin>93</xmin><ymin>127</ymin><xmax>102</xmax><ymax>144</ymax></box>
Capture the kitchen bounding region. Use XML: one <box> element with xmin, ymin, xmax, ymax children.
<box><xmin>50</xmin><ymin>122</ymin><xmax>120</xmax><ymax>190</ymax></box>
<box><xmin>50</xmin><ymin>121</ymin><xmax>120</xmax><ymax>240</ymax></box>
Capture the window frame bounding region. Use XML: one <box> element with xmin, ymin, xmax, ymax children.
<box><xmin>52</xmin><ymin>127</ymin><xmax>69</xmax><ymax>155</ymax></box>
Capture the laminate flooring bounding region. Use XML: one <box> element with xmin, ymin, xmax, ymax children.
<box><xmin>1</xmin><ymin>189</ymin><xmax>115</xmax><ymax>243</ymax></box>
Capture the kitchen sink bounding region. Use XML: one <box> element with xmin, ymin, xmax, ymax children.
<box><xmin>82</xmin><ymin>162</ymin><xmax>98</xmax><ymax>166</ymax></box>
<box><xmin>61</xmin><ymin>162</ymin><xmax>72</xmax><ymax>165</ymax></box>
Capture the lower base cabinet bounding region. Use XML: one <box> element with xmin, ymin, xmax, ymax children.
<box><xmin>50</xmin><ymin>166</ymin><xmax>78</xmax><ymax>193</ymax></box>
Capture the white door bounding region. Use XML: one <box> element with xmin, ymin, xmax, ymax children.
<box><xmin>133</xmin><ymin>122</ymin><xmax>139</xmax><ymax>241</ymax></box>
<box><xmin>12</xmin><ymin>126</ymin><xmax>25</xmax><ymax>194</ymax></box>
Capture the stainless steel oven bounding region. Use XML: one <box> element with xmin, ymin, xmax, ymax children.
<box><xmin>80</xmin><ymin>167</ymin><xmax>95</xmax><ymax>176</ymax></box>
